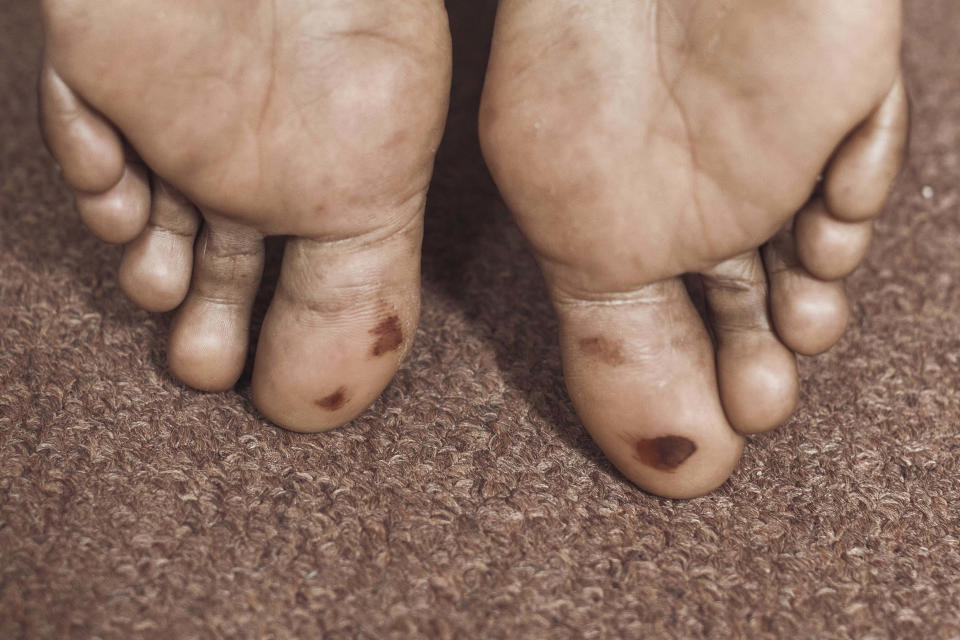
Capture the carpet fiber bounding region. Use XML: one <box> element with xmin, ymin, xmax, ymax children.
<box><xmin>2</xmin><ymin>1</ymin><xmax>959</xmax><ymax>638</ymax></box>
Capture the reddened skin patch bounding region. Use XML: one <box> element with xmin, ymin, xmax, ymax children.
<box><xmin>635</xmin><ymin>436</ymin><xmax>697</xmax><ymax>471</ymax></box>
<box><xmin>370</xmin><ymin>315</ymin><xmax>403</xmax><ymax>357</ymax></box>
<box><xmin>579</xmin><ymin>336</ymin><xmax>626</xmax><ymax>366</ymax></box>
<box><xmin>315</xmin><ymin>386</ymin><xmax>348</xmax><ymax>411</ymax></box>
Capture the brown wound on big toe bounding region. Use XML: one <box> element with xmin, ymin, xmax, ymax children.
<box><xmin>370</xmin><ymin>315</ymin><xmax>403</xmax><ymax>357</ymax></box>
<box><xmin>579</xmin><ymin>336</ymin><xmax>626</xmax><ymax>366</ymax></box>
<box><xmin>315</xmin><ymin>386</ymin><xmax>348</xmax><ymax>411</ymax></box>
<box><xmin>635</xmin><ymin>436</ymin><xmax>697</xmax><ymax>472</ymax></box>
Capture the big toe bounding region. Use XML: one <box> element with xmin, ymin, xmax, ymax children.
<box><xmin>251</xmin><ymin>215</ymin><xmax>424</xmax><ymax>433</ymax></box>
<box><xmin>555</xmin><ymin>278</ymin><xmax>745</xmax><ymax>499</ymax></box>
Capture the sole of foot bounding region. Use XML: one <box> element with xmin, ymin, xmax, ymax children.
<box><xmin>479</xmin><ymin>0</ymin><xmax>908</xmax><ymax>498</ymax></box>
<box><xmin>39</xmin><ymin>0</ymin><xmax>452</xmax><ymax>431</ymax></box>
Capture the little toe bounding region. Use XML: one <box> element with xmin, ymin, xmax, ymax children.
<box><xmin>74</xmin><ymin>161</ymin><xmax>152</xmax><ymax>244</ymax></box>
<box><xmin>39</xmin><ymin>63</ymin><xmax>150</xmax><ymax>244</ymax></box>
<box><xmin>764</xmin><ymin>228</ymin><xmax>850</xmax><ymax>357</ymax></box>
<box><xmin>252</xmin><ymin>216</ymin><xmax>423</xmax><ymax>433</ymax></box>
<box><xmin>555</xmin><ymin>278</ymin><xmax>745</xmax><ymax>499</ymax></box>
<box><xmin>794</xmin><ymin>198</ymin><xmax>873</xmax><ymax>281</ymax></box>
<box><xmin>167</xmin><ymin>218</ymin><xmax>264</xmax><ymax>391</ymax></box>
<box><xmin>38</xmin><ymin>63</ymin><xmax>125</xmax><ymax>194</ymax></box>
<box><xmin>701</xmin><ymin>251</ymin><xmax>799</xmax><ymax>435</ymax></box>
<box><xmin>119</xmin><ymin>178</ymin><xmax>200</xmax><ymax>312</ymax></box>
<box><xmin>824</xmin><ymin>71</ymin><xmax>909</xmax><ymax>222</ymax></box>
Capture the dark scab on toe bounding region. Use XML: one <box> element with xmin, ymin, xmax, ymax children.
<box><xmin>370</xmin><ymin>315</ymin><xmax>403</xmax><ymax>357</ymax></box>
<box><xmin>579</xmin><ymin>336</ymin><xmax>626</xmax><ymax>366</ymax></box>
<box><xmin>315</xmin><ymin>386</ymin><xmax>348</xmax><ymax>411</ymax></box>
<box><xmin>635</xmin><ymin>436</ymin><xmax>697</xmax><ymax>471</ymax></box>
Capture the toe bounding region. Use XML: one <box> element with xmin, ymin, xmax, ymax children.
<box><xmin>167</xmin><ymin>217</ymin><xmax>264</xmax><ymax>391</ymax></box>
<box><xmin>119</xmin><ymin>178</ymin><xmax>201</xmax><ymax>312</ymax></box>
<box><xmin>38</xmin><ymin>63</ymin><xmax>124</xmax><ymax>194</ymax></box>
<box><xmin>39</xmin><ymin>63</ymin><xmax>150</xmax><ymax>244</ymax></box>
<box><xmin>555</xmin><ymin>278</ymin><xmax>745</xmax><ymax>499</ymax></box>
<box><xmin>252</xmin><ymin>216</ymin><xmax>423</xmax><ymax>433</ymax></box>
<box><xmin>701</xmin><ymin>251</ymin><xmax>798</xmax><ymax>435</ymax></box>
<box><xmin>764</xmin><ymin>228</ymin><xmax>849</xmax><ymax>357</ymax></box>
<box><xmin>794</xmin><ymin>198</ymin><xmax>873</xmax><ymax>281</ymax></box>
<box><xmin>824</xmin><ymin>71</ymin><xmax>909</xmax><ymax>222</ymax></box>
<box><xmin>74</xmin><ymin>162</ymin><xmax>152</xmax><ymax>244</ymax></box>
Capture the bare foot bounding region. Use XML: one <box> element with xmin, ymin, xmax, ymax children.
<box><xmin>479</xmin><ymin>0</ymin><xmax>908</xmax><ymax>497</ymax></box>
<box><xmin>39</xmin><ymin>0</ymin><xmax>451</xmax><ymax>430</ymax></box>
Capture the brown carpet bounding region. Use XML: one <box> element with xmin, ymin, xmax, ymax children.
<box><xmin>2</xmin><ymin>1</ymin><xmax>959</xmax><ymax>638</ymax></box>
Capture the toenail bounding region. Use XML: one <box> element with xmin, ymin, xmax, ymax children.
<box><xmin>579</xmin><ymin>336</ymin><xmax>626</xmax><ymax>366</ymax></box>
<box><xmin>634</xmin><ymin>436</ymin><xmax>697</xmax><ymax>471</ymax></box>
<box><xmin>370</xmin><ymin>315</ymin><xmax>403</xmax><ymax>357</ymax></box>
<box><xmin>315</xmin><ymin>386</ymin><xmax>348</xmax><ymax>411</ymax></box>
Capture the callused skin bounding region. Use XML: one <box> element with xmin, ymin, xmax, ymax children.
<box><xmin>480</xmin><ymin>0</ymin><xmax>908</xmax><ymax>497</ymax></box>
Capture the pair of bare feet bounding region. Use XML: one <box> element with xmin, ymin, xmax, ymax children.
<box><xmin>39</xmin><ymin>0</ymin><xmax>908</xmax><ymax>497</ymax></box>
